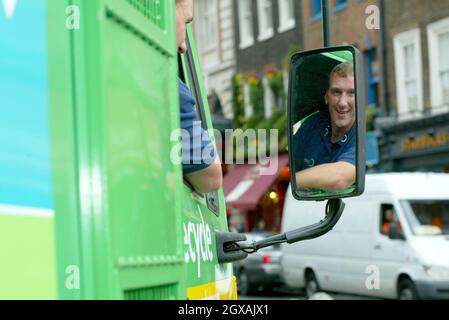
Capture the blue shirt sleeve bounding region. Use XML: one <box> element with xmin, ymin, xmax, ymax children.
<box><xmin>337</xmin><ymin>130</ymin><xmax>356</xmax><ymax>166</ymax></box>
<box><xmin>179</xmin><ymin>78</ymin><xmax>216</xmax><ymax>174</ymax></box>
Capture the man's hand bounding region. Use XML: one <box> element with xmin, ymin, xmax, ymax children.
<box><xmin>184</xmin><ymin>156</ymin><xmax>223</xmax><ymax>194</ymax></box>
<box><xmin>296</xmin><ymin>162</ymin><xmax>355</xmax><ymax>192</ymax></box>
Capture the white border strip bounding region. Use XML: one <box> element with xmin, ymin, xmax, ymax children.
<box><xmin>0</xmin><ymin>205</ymin><xmax>54</xmax><ymax>218</ymax></box>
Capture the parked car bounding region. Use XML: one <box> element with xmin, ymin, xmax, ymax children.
<box><xmin>233</xmin><ymin>232</ymin><xmax>284</xmax><ymax>296</ymax></box>
<box><xmin>281</xmin><ymin>173</ymin><xmax>449</xmax><ymax>300</ymax></box>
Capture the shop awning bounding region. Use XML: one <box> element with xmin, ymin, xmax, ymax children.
<box><xmin>223</xmin><ymin>154</ymin><xmax>289</xmax><ymax>211</ymax></box>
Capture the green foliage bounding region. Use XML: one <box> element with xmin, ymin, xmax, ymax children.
<box><xmin>248</xmin><ymin>77</ymin><xmax>264</xmax><ymax>117</ymax></box>
<box><xmin>267</xmin><ymin>71</ymin><xmax>286</xmax><ymax>109</ymax></box>
<box><xmin>284</xmin><ymin>45</ymin><xmax>300</xmax><ymax>68</ymax></box>
<box><xmin>231</xmin><ymin>73</ymin><xmax>245</xmax><ymax>128</ymax></box>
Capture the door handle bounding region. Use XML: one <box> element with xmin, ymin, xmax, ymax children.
<box><xmin>373</xmin><ymin>244</ymin><xmax>382</xmax><ymax>250</ymax></box>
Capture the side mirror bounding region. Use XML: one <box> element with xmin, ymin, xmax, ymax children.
<box><xmin>287</xmin><ymin>46</ymin><xmax>366</xmax><ymax>201</ymax></box>
<box><xmin>216</xmin><ymin>47</ymin><xmax>367</xmax><ymax>263</ymax></box>
<box><xmin>388</xmin><ymin>222</ymin><xmax>406</xmax><ymax>240</ymax></box>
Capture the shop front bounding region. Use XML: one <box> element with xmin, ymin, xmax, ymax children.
<box><xmin>379</xmin><ymin>113</ymin><xmax>449</xmax><ymax>173</ymax></box>
<box><xmin>223</xmin><ymin>154</ymin><xmax>290</xmax><ymax>233</ymax></box>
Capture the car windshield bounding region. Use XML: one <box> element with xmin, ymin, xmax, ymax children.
<box><xmin>400</xmin><ymin>200</ymin><xmax>449</xmax><ymax>236</ymax></box>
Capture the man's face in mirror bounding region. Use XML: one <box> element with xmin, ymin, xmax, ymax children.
<box><xmin>325</xmin><ymin>62</ymin><xmax>355</xmax><ymax>142</ymax></box>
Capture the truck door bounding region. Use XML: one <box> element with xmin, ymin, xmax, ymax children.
<box><xmin>178</xmin><ymin>29</ymin><xmax>236</xmax><ymax>300</ymax></box>
<box><xmin>341</xmin><ymin>198</ymin><xmax>376</xmax><ymax>296</ymax></box>
<box><xmin>51</xmin><ymin>0</ymin><xmax>184</xmax><ymax>299</ymax></box>
<box><xmin>370</xmin><ymin>201</ymin><xmax>405</xmax><ymax>298</ymax></box>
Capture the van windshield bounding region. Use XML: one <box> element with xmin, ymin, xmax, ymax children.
<box><xmin>400</xmin><ymin>200</ymin><xmax>449</xmax><ymax>236</ymax></box>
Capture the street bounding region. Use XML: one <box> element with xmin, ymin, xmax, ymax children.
<box><xmin>239</xmin><ymin>288</ymin><xmax>380</xmax><ymax>300</ymax></box>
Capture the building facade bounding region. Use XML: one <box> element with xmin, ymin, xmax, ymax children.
<box><xmin>378</xmin><ymin>0</ymin><xmax>449</xmax><ymax>172</ymax></box>
<box><xmin>301</xmin><ymin>0</ymin><xmax>384</xmax><ymax>112</ymax></box>
<box><xmin>233</xmin><ymin>0</ymin><xmax>303</xmax><ymax>118</ymax></box>
<box><xmin>193</xmin><ymin>0</ymin><xmax>236</xmax><ymax>119</ymax></box>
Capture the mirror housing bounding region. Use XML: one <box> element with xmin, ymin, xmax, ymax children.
<box><xmin>287</xmin><ymin>46</ymin><xmax>366</xmax><ymax>201</ymax></box>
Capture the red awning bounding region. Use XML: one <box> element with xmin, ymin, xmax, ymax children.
<box><xmin>223</xmin><ymin>154</ymin><xmax>289</xmax><ymax>210</ymax></box>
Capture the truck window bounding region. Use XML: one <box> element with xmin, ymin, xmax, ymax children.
<box><xmin>401</xmin><ymin>200</ymin><xmax>449</xmax><ymax>236</ymax></box>
<box><xmin>181</xmin><ymin>37</ymin><xmax>208</xmax><ymax>130</ymax></box>
<box><xmin>380</xmin><ymin>204</ymin><xmax>396</xmax><ymax>236</ymax></box>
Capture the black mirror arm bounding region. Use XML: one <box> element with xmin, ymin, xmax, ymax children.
<box><xmin>217</xmin><ymin>199</ymin><xmax>345</xmax><ymax>263</ymax></box>
<box><xmin>285</xmin><ymin>198</ymin><xmax>345</xmax><ymax>243</ymax></box>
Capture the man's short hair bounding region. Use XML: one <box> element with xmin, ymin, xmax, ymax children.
<box><xmin>329</xmin><ymin>61</ymin><xmax>354</xmax><ymax>87</ymax></box>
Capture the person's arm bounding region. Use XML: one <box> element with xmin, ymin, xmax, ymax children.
<box><xmin>296</xmin><ymin>161</ymin><xmax>355</xmax><ymax>192</ymax></box>
<box><xmin>184</xmin><ymin>156</ymin><xmax>223</xmax><ymax>194</ymax></box>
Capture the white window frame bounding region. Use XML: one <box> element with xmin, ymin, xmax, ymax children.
<box><xmin>238</xmin><ymin>0</ymin><xmax>254</xmax><ymax>49</ymax></box>
<box><xmin>278</xmin><ymin>0</ymin><xmax>295</xmax><ymax>33</ymax></box>
<box><xmin>263</xmin><ymin>77</ymin><xmax>274</xmax><ymax>117</ymax></box>
<box><xmin>427</xmin><ymin>17</ymin><xmax>449</xmax><ymax>114</ymax></box>
<box><xmin>393</xmin><ymin>29</ymin><xmax>424</xmax><ymax>121</ymax></box>
<box><xmin>197</xmin><ymin>0</ymin><xmax>217</xmax><ymax>52</ymax></box>
<box><xmin>257</xmin><ymin>0</ymin><xmax>274</xmax><ymax>42</ymax></box>
<box><xmin>243</xmin><ymin>83</ymin><xmax>253</xmax><ymax>117</ymax></box>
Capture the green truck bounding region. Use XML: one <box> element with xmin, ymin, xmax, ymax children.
<box><xmin>0</xmin><ymin>0</ymin><xmax>236</xmax><ymax>299</ymax></box>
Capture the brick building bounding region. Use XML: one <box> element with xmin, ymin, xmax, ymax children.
<box><xmin>378</xmin><ymin>0</ymin><xmax>449</xmax><ymax>172</ymax></box>
<box><xmin>233</xmin><ymin>0</ymin><xmax>303</xmax><ymax>117</ymax></box>
<box><xmin>301</xmin><ymin>0</ymin><xmax>384</xmax><ymax>111</ymax></box>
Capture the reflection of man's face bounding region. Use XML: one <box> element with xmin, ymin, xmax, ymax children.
<box><xmin>325</xmin><ymin>75</ymin><xmax>356</xmax><ymax>135</ymax></box>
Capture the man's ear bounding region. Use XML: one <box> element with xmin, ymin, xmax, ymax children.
<box><xmin>324</xmin><ymin>92</ymin><xmax>328</xmax><ymax>105</ymax></box>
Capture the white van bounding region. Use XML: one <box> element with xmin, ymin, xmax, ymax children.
<box><xmin>281</xmin><ymin>173</ymin><xmax>449</xmax><ymax>300</ymax></box>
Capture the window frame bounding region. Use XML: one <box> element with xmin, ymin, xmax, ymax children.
<box><xmin>334</xmin><ymin>0</ymin><xmax>348</xmax><ymax>13</ymax></box>
<box><xmin>278</xmin><ymin>0</ymin><xmax>295</xmax><ymax>33</ymax></box>
<box><xmin>379</xmin><ymin>203</ymin><xmax>396</xmax><ymax>237</ymax></box>
<box><xmin>427</xmin><ymin>17</ymin><xmax>449</xmax><ymax>114</ymax></box>
<box><xmin>393</xmin><ymin>29</ymin><xmax>424</xmax><ymax>121</ymax></box>
<box><xmin>238</xmin><ymin>0</ymin><xmax>255</xmax><ymax>49</ymax></box>
<box><xmin>197</xmin><ymin>0</ymin><xmax>218</xmax><ymax>52</ymax></box>
<box><xmin>310</xmin><ymin>0</ymin><xmax>322</xmax><ymax>22</ymax></box>
<box><xmin>257</xmin><ymin>0</ymin><xmax>274</xmax><ymax>42</ymax></box>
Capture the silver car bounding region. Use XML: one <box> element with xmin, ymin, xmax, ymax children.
<box><xmin>233</xmin><ymin>233</ymin><xmax>283</xmax><ymax>296</ymax></box>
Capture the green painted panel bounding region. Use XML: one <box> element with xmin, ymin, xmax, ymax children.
<box><xmin>48</xmin><ymin>0</ymin><xmax>84</xmax><ymax>300</ymax></box>
<box><xmin>65</xmin><ymin>0</ymin><xmax>183</xmax><ymax>298</ymax></box>
<box><xmin>0</xmin><ymin>215</ymin><xmax>57</xmax><ymax>299</ymax></box>
<box><xmin>103</xmin><ymin>16</ymin><xmax>181</xmax><ymax>261</ymax></box>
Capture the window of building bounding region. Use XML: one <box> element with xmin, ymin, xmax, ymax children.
<box><xmin>365</xmin><ymin>48</ymin><xmax>379</xmax><ymax>107</ymax></box>
<box><xmin>197</xmin><ymin>0</ymin><xmax>217</xmax><ymax>51</ymax></box>
<box><xmin>238</xmin><ymin>0</ymin><xmax>254</xmax><ymax>49</ymax></box>
<box><xmin>380</xmin><ymin>204</ymin><xmax>397</xmax><ymax>236</ymax></box>
<box><xmin>393</xmin><ymin>29</ymin><xmax>424</xmax><ymax>120</ymax></box>
<box><xmin>257</xmin><ymin>0</ymin><xmax>274</xmax><ymax>42</ymax></box>
<box><xmin>427</xmin><ymin>17</ymin><xmax>449</xmax><ymax>114</ymax></box>
<box><xmin>334</xmin><ymin>0</ymin><xmax>348</xmax><ymax>13</ymax></box>
<box><xmin>278</xmin><ymin>0</ymin><xmax>295</xmax><ymax>33</ymax></box>
<box><xmin>311</xmin><ymin>0</ymin><xmax>322</xmax><ymax>20</ymax></box>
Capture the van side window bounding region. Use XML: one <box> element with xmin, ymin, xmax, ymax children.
<box><xmin>380</xmin><ymin>204</ymin><xmax>396</xmax><ymax>236</ymax></box>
